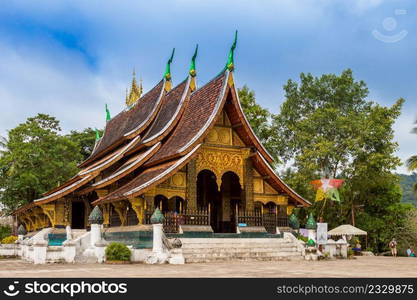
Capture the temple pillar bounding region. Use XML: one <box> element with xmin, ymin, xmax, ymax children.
<box><xmin>244</xmin><ymin>158</ymin><xmax>254</xmax><ymax>211</ymax></box>
<box><xmin>41</xmin><ymin>204</ymin><xmax>55</xmax><ymax>228</ymax></box>
<box><xmin>96</xmin><ymin>190</ymin><xmax>109</xmax><ymax>227</ymax></box>
<box><xmin>54</xmin><ymin>200</ymin><xmax>68</xmax><ymax>228</ymax></box>
<box><xmin>100</xmin><ymin>203</ymin><xmax>111</xmax><ymax>227</ymax></box>
<box><xmin>83</xmin><ymin>198</ymin><xmax>92</xmax><ymax>228</ymax></box>
<box><xmin>112</xmin><ymin>201</ymin><xmax>128</xmax><ymax>226</ymax></box>
<box><xmin>129</xmin><ymin>197</ymin><xmax>145</xmax><ymax>225</ymax></box>
<box><xmin>64</xmin><ymin>198</ymin><xmax>71</xmax><ymax>226</ymax></box>
<box><xmin>222</xmin><ymin>178</ymin><xmax>231</xmax><ymax>223</ymax></box>
<box><xmin>186</xmin><ymin>159</ymin><xmax>197</xmax><ymax>210</ymax></box>
<box><xmin>144</xmin><ymin>188</ymin><xmax>156</xmax><ymax>213</ymax></box>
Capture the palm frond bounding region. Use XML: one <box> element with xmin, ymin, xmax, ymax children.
<box><xmin>406</xmin><ymin>155</ymin><xmax>417</xmax><ymax>171</ymax></box>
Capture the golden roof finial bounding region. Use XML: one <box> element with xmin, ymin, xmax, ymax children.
<box><xmin>126</xmin><ymin>68</ymin><xmax>142</xmax><ymax>106</ymax></box>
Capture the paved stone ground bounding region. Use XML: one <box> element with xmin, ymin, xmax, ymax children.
<box><xmin>0</xmin><ymin>256</ymin><xmax>416</xmax><ymax>277</ymax></box>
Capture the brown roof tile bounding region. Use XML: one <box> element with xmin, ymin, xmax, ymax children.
<box><xmin>94</xmin><ymin>144</ymin><xmax>201</xmax><ymax>204</ymax></box>
<box><xmin>81</xmin><ymin>80</ymin><xmax>165</xmax><ymax>166</ymax></box>
<box><xmin>142</xmin><ymin>78</ymin><xmax>189</xmax><ymax>145</ymax></box>
<box><xmin>144</xmin><ymin>72</ymin><xmax>227</xmax><ymax>167</ymax></box>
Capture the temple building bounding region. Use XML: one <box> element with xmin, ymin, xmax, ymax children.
<box><xmin>13</xmin><ymin>35</ymin><xmax>310</xmax><ymax>235</ymax></box>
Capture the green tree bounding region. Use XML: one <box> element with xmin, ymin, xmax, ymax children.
<box><xmin>67</xmin><ymin>127</ymin><xmax>102</xmax><ymax>162</ymax></box>
<box><xmin>275</xmin><ymin>69</ymin><xmax>406</xmax><ymax>252</ymax></box>
<box><xmin>398</xmin><ymin>173</ymin><xmax>417</xmax><ymax>205</ymax></box>
<box><xmin>238</xmin><ymin>85</ymin><xmax>279</xmax><ymax>162</ymax></box>
<box><xmin>0</xmin><ymin>114</ymin><xmax>81</xmax><ymax>211</ymax></box>
<box><xmin>406</xmin><ymin>120</ymin><xmax>417</xmax><ymax>195</ymax></box>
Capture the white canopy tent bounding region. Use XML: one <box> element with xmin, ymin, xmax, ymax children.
<box><xmin>328</xmin><ymin>224</ymin><xmax>367</xmax><ymax>236</ymax></box>
<box><xmin>328</xmin><ymin>224</ymin><xmax>367</xmax><ymax>248</ymax></box>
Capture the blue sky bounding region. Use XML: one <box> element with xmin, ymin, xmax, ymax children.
<box><xmin>0</xmin><ymin>0</ymin><xmax>416</xmax><ymax>173</ymax></box>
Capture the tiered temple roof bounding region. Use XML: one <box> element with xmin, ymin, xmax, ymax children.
<box><xmin>13</xmin><ymin>40</ymin><xmax>310</xmax><ymax>217</ymax></box>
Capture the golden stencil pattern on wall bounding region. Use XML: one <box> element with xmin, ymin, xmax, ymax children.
<box><xmin>254</xmin><ymin>194</ymin><xmax>288</xmax><ymax>205</ymax></box>
<box><xmin>253</xmin><ymin>178</ymin><xmax>264</xmax><ymax>194</ymax></box>
<box><xmin>264</xmin><ymin>182</ymin><xmax>277</xmax><ymax>194</ymax></box>
<box><xmin>232</xmin><ymin>131</ymin><xmax>245</xmax><ymax>146</ymax></box>
<box><xmin>149</xmin><ymin>171</ymin><xmax>187</xmax><ymax>201</ymax></box>
<box><xmin>155</xmin><ymin>187</ymin><xmax>186</xmax><ymax>201</ymax></box>
<box><xmin>206</xmin><ymin>126</ymin><xmax>233</xmax><ymax>146</ymax></box>
<box><xmin>54</xmin><ymin>200</ymin><xmax>67</xmax><ymax>226</ymax></box>
<box><xmin>196</xmin><ymin>146</ymin><xmax>250</xmax><ymax>188</ymax></box>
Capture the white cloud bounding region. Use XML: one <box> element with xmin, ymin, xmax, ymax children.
<box><xmin>0</xmin><ymin>37</ymin><xmax>125</xmax><ymax>137</ymax></box>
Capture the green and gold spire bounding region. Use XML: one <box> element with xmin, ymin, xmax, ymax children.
<box><xmin>126</xmin><ymin>69</ymin><xmax>142</xmax><ymax>106</ymax></box>
<box><xmin>164</xmin><ymin>48</ymin><xmax>175</xmax><ymax>91</ymax></box>
<box><xmin>105</xmin><ymin>104</ymin><xmax>111</xmax><ymax>122</ymax></box>
<box><xmin>189</xmin><ymin>44</ymin><xmax>198</xmax><ymax>91</ymax></box>
<box><xmin>225</xmin><ymin>30</ymin><xmax>238</xmax><ymax>72</ymax></box>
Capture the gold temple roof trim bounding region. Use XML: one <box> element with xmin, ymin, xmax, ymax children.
<box><xmin>123</xmin><ymin>79</ymin><xmax>166</xmax><ymax>139</ymax></box>
<box><xmin>142</xmin><ymin>77</ymin><xmax>191</xmax><ymax>145</ymax></box>
<box><xmin>125</xmin><ymin>144</ymin><xmax>201</xmax><ymax>198</ymax></box>
<box><xmin>91</xmin><ymin>142</ymin><xmax>161</xmax><ymax>190</ymax></box>
<box><xmin>78</xmin><ymin>135</ymin><xmax>141</xmax><ymax>176</ymax></box>
<box><xmin>34</xmin><ymin>175</ymin><xmax>95</xmax><ymax>205</ymax></box>
<box><xmin>177</xmin><ymin>71</ymin><xmax>229</xmax><ymax>154</ymax></box>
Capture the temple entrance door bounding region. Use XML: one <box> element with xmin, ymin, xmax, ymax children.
<box><xmin>197</xmin><ymin>170</ymin><xmax>221</xmax><ymax>232</ymax></box>
<box><xmin>71</xmin><ymin>201</ymin><xmax>85</xmax><ymax>229</ymax></box>
<box><xmin>154</xmin><ymin>195</ymin><xmax>168</xmax><ymax>212</ymax></box>
<box><xmin>220</xmin><ymin>172</ymin><xmax>242</xmax><ymax>233</ymax></box>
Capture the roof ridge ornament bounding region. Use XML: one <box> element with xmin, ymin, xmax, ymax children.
<box><xmin>189</xmin><ymin>44</ymin><xmax>198</xmax><ymax>77</ymax></box>
<box><xmin>164</xmin><ymin>48</ymin><xmax>175</xmax><ymax>91</ymax></box>
<box><xmin>225</xmin><ymin>30</ymin><xmax>238</xmax><ymax>72</ymax></box>
<box><xmin>95</xmin><ymin>128</ymin><xmax>100</xmax><ymax>141</ymax></box>
<box><xmin>126</xmin><ymin>68</ymin><xmax>142</xmax><ymax>106</ymax></box>
<box><xmin>105</xmin><ymin>104</ymin><xmax>111</xmax><ymax>122</ymax></box>
<box><xmin>189</xmin><ymin>44</ymin><xmax>198</xmax><ymax>91</ymax></box>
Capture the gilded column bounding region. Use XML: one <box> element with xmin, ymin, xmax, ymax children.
<box><xmin>54</xmin><ymin>200</ymin><xmax>67</xmax><ymax>228</ymax></box>
<box><xmin>96</xmin><ymin>190</ymin><xmax>110</xmax><ymax>227</ymax></box>
<box><xmin>186</xmin><ymin>159</ymin><xmax>197</xmax><ymax>210</ymax></box>
<box><xmin>244</xmin><ymin>158</ymin><xmax>254</xmax><ymax>211</ymax></box>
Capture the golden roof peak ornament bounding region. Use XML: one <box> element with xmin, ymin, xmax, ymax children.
<box><xmin>126</xmin><ymin>68</ymin><xmax>142</xmax><ymax>106</ymax></box>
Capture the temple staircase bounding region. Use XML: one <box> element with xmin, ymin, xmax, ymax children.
<box><xmin>179</xmin><ymin>236</ymin><xmax>304</xmax><ymax>263</ymax></box>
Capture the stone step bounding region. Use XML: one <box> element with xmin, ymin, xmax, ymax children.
<box><xmin>181</xmin><ymin>242</ymin><xmax>296</xmax><ymax>247</ymax></box>
<box><xmin>180</xmin><ymin>240</ymin><xmax>294</xmax><ymax>247</ymax></box>
<box><xmin>185</xmin><ymin>254</ymin><xmax>303</xmax><ymax>263</ymax></box>
<box><xmin>181</xmin><ymin>247</ymin><xmax>298</xmax><ymax>254</ymax></box>
<box><xmin>177</xmin><ymin>237</ymin><xmax>303</xmax><ymax>263</ymax></box>
<box><xmin>182</xmin><ymin>243</ymin><xmax>296</xmax><ymax>249</ymax></box>
<box><xmin>179</xmin><ymin>238</ymin><xmax>289</xmax><ymax>243</ymax></box>
<box><xmin>183</xmin><ymin>251</ymin><xmax>301</xmax><ymax>258</ymax></box>
<box><xmin>181</xmin><ymin>244</ymin><xmax>296</xmax><ymax>250</ymax></box>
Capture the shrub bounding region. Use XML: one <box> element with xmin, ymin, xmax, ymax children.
<box><xmin>297</xmin><ymin>235</ymin><xmax>308</xmax><ymax>242</ymax></box>
<box><xmin>105</xmin><ymin>242</ymin><xmax>131</xmax><ymax>261</ymax></box>
<box><xmin>1</xmin><ymin>236</ymin><xmax>17</xmax><ymax>244</ymax></box>
<box><xmin>0</xmin><ymin>225</ymin><xmax>11</xmax><ymax>241</ymax></box>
